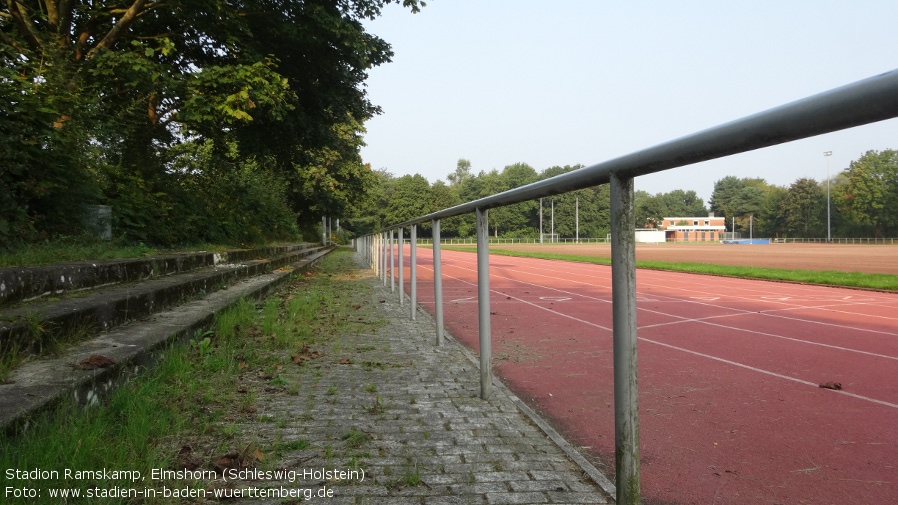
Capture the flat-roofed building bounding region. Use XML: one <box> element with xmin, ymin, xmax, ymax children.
<box><xmin>661</xmin><ymin>213</ymin><xmax>726</xmax><ymax>242</ymax></box>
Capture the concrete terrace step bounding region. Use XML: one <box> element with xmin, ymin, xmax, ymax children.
<box><xmin>0</xmin><ymin>245</ymin><xmax>335</xmax><ymax>432</ymax></box>
<box><xmin>0</xmin><ymin>244</ymin><xmax>328</xmax><ymax>355</ymax></box>
<box><xmin>0</xmin><ymin>243</ymin><xmax>318</xmax><ymax>307</ymax></box>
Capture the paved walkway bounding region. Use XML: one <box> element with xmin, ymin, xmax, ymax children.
<box><xmin>230</xmin><ymin>254</ymin><xmax>612</xmax><ymax>504</ymax></box>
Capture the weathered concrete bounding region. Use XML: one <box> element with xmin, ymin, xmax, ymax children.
<box><xmin>0</xmin><ymin>243</ymin><xmax>316</xmax><ymax>307</ymax></box>
<box><xmin>0</xmin><ymin>245</ymin><xmax>328</xmax><ymax>356</ymax></box>
<box><xmin>218</xmin><ymin>253</ymin><xmax>613</xmax><ymax>504</ymax></box>
<box><xmin>0</xmin><ymin>247</ymin><xmax>332</xmax><ymax>433</ymax></box>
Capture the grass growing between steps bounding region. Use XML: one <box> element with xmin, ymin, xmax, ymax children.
<box><xmin>0</xmin><ymin>249</ymin><xmax>379</xmax><ymax>503</ymax></box>
<box><xmin>0</xmin><ymin>235</ymin><xmax>283</xmax><ymax>268</ymax></box>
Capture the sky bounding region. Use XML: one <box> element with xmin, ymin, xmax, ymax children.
<box><xmin>359</xmin><ymin>0</ymin><xmax>898</xmax><ymax>204</ymax></box>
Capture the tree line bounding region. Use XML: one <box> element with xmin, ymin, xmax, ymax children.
<box><xmin>346</xmin><ymin>149</ymin><xmax>898</xmax><ymax>239</ymax></box>
<box><xmin>1</xmin><ymin>0</ymin><xmax>422</xmax><ymax>250</ymax></box>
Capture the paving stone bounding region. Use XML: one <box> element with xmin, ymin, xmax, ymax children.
<box><xmin>228</xmin><ymin>255</ymin><xmax>612</xmax><ymax>504</ymax></box>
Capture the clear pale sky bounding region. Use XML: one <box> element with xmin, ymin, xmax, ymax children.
<box><xmin>360</xmin><ymin>0</ymin><xmax>898</xmax><ymax>203</ymax></box>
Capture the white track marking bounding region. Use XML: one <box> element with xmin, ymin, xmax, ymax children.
<box><xmin>410</xmin><ymin>250</ymin><xmax>898</xmax><ymax>408</ymax></box>
<box><xmin>642</xmin><ymin>338</ymin><xmax>898</xmax><ymax>409</ymax></box>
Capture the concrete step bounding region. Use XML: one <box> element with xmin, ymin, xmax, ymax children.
<box><xmin>0</xmin><ymin>245</ymin><xmax>335</xmax><ymax>432</ymax></box>
<box><xmin>0</xmin><ymin>244</ymin><xmax>328</xmax><ymax>359</ymax></box>
<box><xmin>0</xmin><ymin>243</ymin><xmax>318</xmax><ymax>308</ymax></box>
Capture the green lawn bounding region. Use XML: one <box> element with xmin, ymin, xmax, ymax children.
<box><xmin>442</xmin><ymin>246</ymin><xmax>898</xmax><ymax>291</ymax></box>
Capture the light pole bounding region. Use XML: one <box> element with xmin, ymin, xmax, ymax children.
<box><xmin>824</xmin><ymin>151</ymin><xmax>832</xmax><ymax>242</ymax></box>
<box><xmin>539</xmin><ymin>198</ymin><xmax>543</xmax><ymax>244</ymax></box>
<box><xmin>549</xmin><ymin>198</ymin><xmax>555</xmax><ymax>244</ymax></box>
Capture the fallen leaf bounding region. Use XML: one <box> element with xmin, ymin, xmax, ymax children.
<box><xmin>819</xmin><ymin>381</ymin><xmax>842</xmax><ymax>390</ymax></box>
<box><xmin>291</xmin><ymin>344</ymin><xmax>322</xmax><ymax>365</ymax></box>
<box><xmin>212</xmin><ymin>443</ymin><xmax>265</xmax><ymax>474</ymax></box>
<box><xmin>77</xmin><ymin>354</ymin><xmax>116</xmax><ymax>370</ymax></box>
<box><xmin>337</xmin><ymin>358</ymin><xmax>353</xmax><ymax>364</ymax></box>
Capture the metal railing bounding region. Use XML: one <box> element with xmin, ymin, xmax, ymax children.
<box><xmin>772</xmin><ymin>237</ymin><xmax>898</xmax><ymax>244</ymax></box>
<box><xmin>353</xmin><ymin>68</ymin><xmax>898</xmax><ymax>505</ymax></box>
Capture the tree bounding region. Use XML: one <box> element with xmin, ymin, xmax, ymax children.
<box><xmin>489</xmin><ymin>163</ymin><xmax>538</xmax><ymax>236</ymax></box>
<box><xmin>384</xmin><ymin>174</ymin><xmax>432</xmax><ymax>226</ymax></box>
<box><xmin>1</xmin><ymin>0</ymin><xmax>425</xmax><ymax>243</ymax></box>
<box><xmin>537</xmin><ymin>165</ymin><xmax>610</xmax><ymax>239</ymax></box>
<box><xmin>447</xmin><ymin>159</ymin><xmax>473</xmax><ymax>187</ymax></box>
<box><xmin>710</xmin><ymin>176</ymin><xmax>776</xmax><ymax>234</ymax></box>
<box><xmin>635</xmin><ymin>189</ymin><xmax>707</xmax><ymax>228</ymax></box>
<box><xmin>779</xmin><ymin>178</ymin><xmax>825</xmax><ymax>237</ymax></box>
<box><xmin>837</xmin><ymin>149</ymin><xmax>898</xmax><ymax>237</ymax></box>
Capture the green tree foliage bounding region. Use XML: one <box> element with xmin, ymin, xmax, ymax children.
<box><xmin>538</xmin><ymin>165</ymin><xmax>611</xmax><ymax>239</ymax></box>
<box><xmin>779</xmin><ymin>178</ymin><xmax>825</xmax><ymax>238</ymax></box>
<box><xmin>710</xmin><ymin>176</ymin><xmax>778</xmax><ymax>235</ymax></box>
<box><xmin>837</xmin><ymin>149</ymin><xmax>898</xmax><ymax>237</ymax></box>
<box><xmin>635</xmin><ymin>189</ymin><xmax>707</xmax><ymax>228</ymax></box>
<box><xmin>348</xmin><ymin>150</ymin><xmax>897</xmax><ymax>242</ymax></box>
<box><xmin>385</xmin><ymin>174</ymin><xmax>433</xmax><ymax>226</ymax></box>
<box><xmin>488</xmin><ymin>163</ymin><xmax>538</xmax><ymax>237</ymax></box>
<box><xmin>1</xmin><ymin>0</ymin><xmax>423</xmax><ymax>248</ymax></box>
<box><xmin>447</xmin><ymin>159</ymin><xmax>473</xmax><ymax>187</ymax></box>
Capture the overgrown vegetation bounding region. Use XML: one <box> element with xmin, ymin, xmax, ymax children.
<box><xmin>0</xmin><ymin>249</ymin><xmax>376</xmax><ymax>502</ymax></box>
<box><xmin>1</xmin><ymin>1</ymin><xmax>424</xmax><ymax>251</ymax></box>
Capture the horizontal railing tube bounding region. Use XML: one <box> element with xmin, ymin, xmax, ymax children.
<box><xmin>388</xmin><ymin>69</ymin><xmax>898</xmax><ymax>228</ymax></box>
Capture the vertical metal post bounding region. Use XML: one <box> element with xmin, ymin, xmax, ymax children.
<box><xmin>389</xmin><ymin>229</ymin><xmax>395</xmax><ymax>293</ymax></box>
<box><xmin>576</xmin><ymin>196</ymin><xmax>580</xmax><ymax>243</ymax></box>
<box><xmin>328</xmin><ymin>217</ymin><xmax>332</xmax><ymax>244</ymax></box>
<box><xmin>410</xmin><ymin>224</ymin><xmax>417</xmax><ymax>320</ymax></box>
<box><xmin>610</xmin><ymin>173</ymin><xmax>641</xmax><ymax>505</ymax></box>
<box><xmin>382</xmin><ymin>232</ymin><xmax>388</xmax><ymax>285</ymax></box>
<box><xmin>373</xmin><ymin>233</ymin><xmax>380</xmax><ymax>276</ymax></box>
<box><xmin>551</xmin><ymin>200</ymin><xmax>555</xmax><ymax>243</ymax></box>
<box><xmin>398</xmin><ymin>227</ymin><xmax>404</xmax><ymax>306</ymax></box>
<box><xmin>322</xmin><ymin>216</ymin><xmax>327</xmax><ymax>246</ymax></box>
<box><xmin>825</xmin><ymin>151</ymin><xmax>832</xmax><ymax>242</ymax></box>
<box><xmin>432</xmin><ymin>219</ymin><xmax>444</xmax><ymax>346</ymax></box>
<box><xmin>475</xmin><ymin>208</ymin><xmax>492</xmax><ymax>400</ymax></box>
<box><xmin>539</xmin><ymin>198</ymin><xmax>544</xmax><ymax>244</ymax></box>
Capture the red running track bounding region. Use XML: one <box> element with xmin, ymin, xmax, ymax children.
<box><xmin>386</xmin><ymin>246</ymin><xmax>898</xmax><ymax>505</ymax></box>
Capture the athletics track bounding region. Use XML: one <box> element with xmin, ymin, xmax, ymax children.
<box><xmin>390</xmin><ymin>246</ymin><xmax>898</xmax><ymax>505</ymax></box>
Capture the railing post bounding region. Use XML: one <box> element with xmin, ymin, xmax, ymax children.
<box><xmin>371</xmin><ymin>233</ymin><xmax>380</xmax><ymax>277</ymax></box>
<box><xmin>410</xmin><ymin>224</ymin><xmax>417</xmax><ymax>320</ymax></box>
<box><xmin>432</xmin><ymin>219</ymin><xmax>444</xmax><ymax>346</ymax></box>
<box><xmin>389</xmin><ymin>229</ymin><xmax>395</xmax><ymax>293</ymax></box>
<box><xmin>322</xmin><ymin>216</ymin><xmax>327</xmax><ymax>246</ymax></box>
<box><xmin>398</xmin><ymin>227</ymin><xmax>404</xmax><ymax>306</ymax></box>
<box><xmin>610</xmin><ymin>172</ymin><xmax>641</xmax><ymax>505</ymax></box>
<box><xmin>382</xmin><ymin>231</ymin><xmax>388</xmax><ymax>286</ymax></box>
<box><xmin>476</xmin><ymin>207</ymin><xmax>492</xmax><ymax>400</ymax></box>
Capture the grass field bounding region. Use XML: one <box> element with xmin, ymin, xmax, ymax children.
<box><xmin>442</xmin><ymin>242</ymin><xmax>898</xmax><ymax>291</ymax></box>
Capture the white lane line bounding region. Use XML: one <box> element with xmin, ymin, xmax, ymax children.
<box><xmin>442</xmin><ymin>250</ymin><xmax>898</xmax><ymax>339</ymax></box>
<box><xmin>639</xmin><ymin>316</ymin><xmax>898</xmax><ymax>361</ymax></box>
<box><xmin>427</xmin><ymin>266</ymin><xmax>612</xmax><ymax>332</ymax></box>
<box><xmin>641</xmin><ymin>337</ymin><xmax>898</xmax><ymax>410</ymax></box>
<box><xmin>421</xmin><ymin>253</ymin><xmax>898</xmax><ymax>408</ymax></box>
<box><xmin>438</xmin><ymin>257</ymin><xmax>898</xmax><ymax>356</ymax></box>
